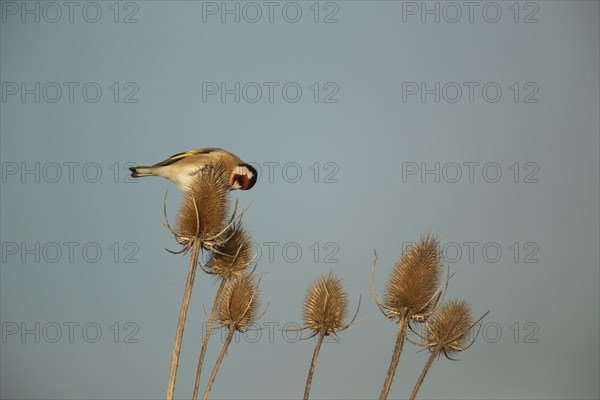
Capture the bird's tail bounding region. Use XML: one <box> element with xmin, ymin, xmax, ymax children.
<box><xmin>129</xmin><ymin>166</ymin><xmax>156</xmax><ymax>178</ymax></box>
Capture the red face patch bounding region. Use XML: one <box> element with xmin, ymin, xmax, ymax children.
<box><xmin>232</xmin><ymin>174</ymin><xmax>250</xmax><ymax>190</ymax></box>
<box><xmin>240</xmin><ymin>176</ymin><xmax>250</xmax><ymax>190</ymax></box>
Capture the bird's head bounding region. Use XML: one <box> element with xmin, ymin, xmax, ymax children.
<box><xmin>231</xmin><ymin>164</ymin><xmax>257</xmax><ymax>190</ymax></box>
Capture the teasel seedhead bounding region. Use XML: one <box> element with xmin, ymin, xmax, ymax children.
<box><xmin>424</xmin><ymin>299</ymin><xmax>488</xmax><ymax>360</ymax></box>
<box><xmin>301</xmin><ymin>272</ymin><xmax>360</xmax><ymax>338</ymax></box>
<box><xmin>218</xmin><ymin>273</ymin><xmax>260</xmax><ymax>332</ymax></box>
<box><xmin>204</xmin><ymin>224</ymin><xmax>255</xmax><ymax>280</ymax></box>
<box><xmin>176</xmin><ymin>165</ymin><xmax>229</xmax><ymax>244</ymax></box>
<box><xmin>372</xmin><ymin>233</ymin><xmax>450</xmax><ymax>323</ymax></box>
<box><xmin>164</xmin><ymin>165</ymin><xmax>248</xmax><ymax>254</ymax></box>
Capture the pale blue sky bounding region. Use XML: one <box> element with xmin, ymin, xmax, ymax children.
<box><xmin>1</xmin><ymin>1</ymin><xmax>599</xmax><ymax>399</ymax></box>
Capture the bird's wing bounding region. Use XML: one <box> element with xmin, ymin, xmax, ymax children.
<box><xmin>151</xmin><ymin>148</ymin><xmax>221</xmax><ymax>167</ymax></box>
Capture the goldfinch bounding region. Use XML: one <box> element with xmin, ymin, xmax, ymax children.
<box><xmin>129</xmin><ymin>148</ymin><xmax>257</xmax><ymax>192</ymax></box>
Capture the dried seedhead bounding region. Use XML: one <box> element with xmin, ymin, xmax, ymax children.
<box><xmin>176</xmin><ymin>165</ymin><xmax>230</xmax><ymax>242</ymax></box>
<box><xmin>205</xmin><ymin>224</ymin><xmax>255</xmax><ymax>280</ymax></box>
<box><xmin>163</xmin><ymin>164</ymin><xmax>250</xmax><ymax>254</ymax></box>
<box><xmin>218</xmin><ymin>273</ymin><xmax>260</xmax><ymax>332</ymax></box>
<box><xmin>425</xmin><ymin>299</ymin><xmax>488</xmax><ymax>360</ymax></box>
<box><xmin>385</xmin><ymin>233</ymin><xmax>442</xmax><ymax>314</ymax></box>
<box><xmin>372</xmin><ymin>233</ymin><xmax>445</xmax><ymax>323</ymax></box>
<box><xmin>301</xmin><ymin>272</ymin><xmax>359</xmax><ymax>338</ymax></box>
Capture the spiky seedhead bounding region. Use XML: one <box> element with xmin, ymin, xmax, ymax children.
<box><xmin>384</xmin><ymin>233</ymin><xmax>443</xmax><ymax>317</ymax></box>
<box><xmin>303</xmin><ymin>272</ymin><xmax>349</xmax><ymax>336</ymax></box>
<box><xmin>426</xmin><ymin>299</ymin><xmax>472</xmax><ymax>358</ymax></box>
<box><xmin>218</xmin><ymin>273</ymin><xmax>259</xmax><ymax>332</ymax></box>
<box><xmin>207</xmin><ymin>225</ymin><xmax>254</xmax><ymax>280</ymax></box>
<box><xmin>176</xmin><ymin>165</ymin><xmax>230</xmax><ymax>244</ymax></box>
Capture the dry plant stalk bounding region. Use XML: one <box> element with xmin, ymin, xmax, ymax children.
<box><xmin>409</xmin><ymin>300</ymin><xmax>488</xmax><ymax>400</ymax></box>
<box><xmin>192</xmin><ymin>225</ymin><xmax>254</xmax><ymax>400</ymax></box>
<box><xmin>191</xmin><ymin>279</ymin><xmax>225</xmax><ymax>400</ymax></box>
<box><xmin>165</xmin><ymin>166</ymin><xmax>232</xmax><ymax>400</ymax></box>
<box><xmin>203</xmin><ymin>273</ymin><xmax>260</xmax><ymax>400</ymax></box>
<box><xmin>300</xmin><ymin>272</ymin><xmax>359</xmax><ymax>400</ymax></box>
<box><xmin>166</xmin><ymin>240</ymin><xmax>201</xmax><ymax>400</ymax></box>
<box><xmin>372</xmin><ymin>233</ymin><xmax>445</xmax><ymax>400</ymax></box>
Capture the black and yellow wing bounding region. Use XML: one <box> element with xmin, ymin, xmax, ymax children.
<box><xmin>152</xmin><ymin>148</ymin><xmax>220</xmax><ymax>167</ymax></box>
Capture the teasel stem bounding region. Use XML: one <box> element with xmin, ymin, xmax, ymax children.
<box><xmin>167</xmin><ymin>239</ymin><xmax>201</xmax><ymax>400</ymax></box>
<box><xmin>379</xmin><ymin>311</ymin><xmax>410</xmax><ymax>400</ymax></box>
<box><xmin>304</xmin><ymin>329</ymin><xmax>325</xmax><ymax>400</ymax></box>
<box><xmin>409</xmin><ymin>346</ymin><xmax>439</xmax><ymax>400</ymax></box>
<box><xmin>192</xmin><ymin>279</ymin><xmax>227</xmax><ymax>400</ymax></box>
<box><xmin>203</xmin><ymin>328</ymin><xmax>236</xmax><ymax>400</ymax></box>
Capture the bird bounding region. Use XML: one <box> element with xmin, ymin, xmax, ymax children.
<box><xmin>129</xmin><ymin>148</ymin><xmax>257</xmax><ymax>192</ymax></box>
